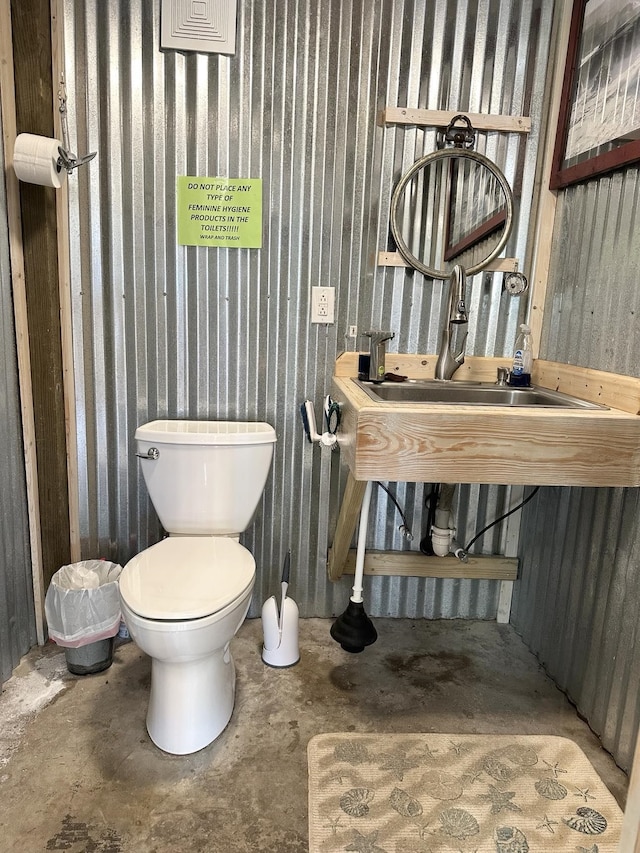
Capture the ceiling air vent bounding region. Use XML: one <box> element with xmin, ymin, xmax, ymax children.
<box><xmin>160</xmin><ymin>0</ymin><xmax>237</xmax><ymax>55</ymax></box>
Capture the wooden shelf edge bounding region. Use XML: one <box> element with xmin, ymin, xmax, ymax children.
<box><xmin>339</xmin><ymin>549</ymin><xmax>518</xmax><ymax>580</ymax></box>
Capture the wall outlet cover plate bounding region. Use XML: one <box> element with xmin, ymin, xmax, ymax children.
<box><xmin>311</xmin><ymin>287</ymin><xmax>335</xmax><ymax>324</ymax></box>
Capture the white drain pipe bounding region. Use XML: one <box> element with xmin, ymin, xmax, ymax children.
<box><xmin>431</xmin><ymin>482</ymin><xmax>457</xmax><ymax>557</ymax></box>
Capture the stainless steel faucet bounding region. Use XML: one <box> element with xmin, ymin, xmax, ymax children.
<box><xmin>435</xmin><ymin>265</ymin><xmax>468</xmax><ymax>380</ymax></box>
<box><xmin>365</xmin><ymin>330</ymin><xmax>395</xmax><ymax>382</ymax></box>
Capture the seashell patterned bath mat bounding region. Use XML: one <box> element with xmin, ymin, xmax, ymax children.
<box><xmin>307</xmin><ymin>733</ymin><xmax>622</xmax><ymax>852</ymax></box>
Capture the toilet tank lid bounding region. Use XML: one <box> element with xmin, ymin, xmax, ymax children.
<box><xmin>136</xmin><ymin>420</ymin><xmax>277</xmax><ymax>446</ymax></box>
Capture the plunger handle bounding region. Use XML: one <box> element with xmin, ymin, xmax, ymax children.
<box><xmin>351</xmin><ymin>482</ymin><xmax>373</xmax><ymax>604</ymax></box>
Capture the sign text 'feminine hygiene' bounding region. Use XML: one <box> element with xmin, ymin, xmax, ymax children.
<box><xmin>177</xmin><ymin>177</ymin><xmax>262</xmax><ymax>248</ymax></box>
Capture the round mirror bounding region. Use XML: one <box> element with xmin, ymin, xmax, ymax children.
<box><xmin>390</xmin><ymin>148</ymin><xmax>514</xmax><ymax>280</ymax></box>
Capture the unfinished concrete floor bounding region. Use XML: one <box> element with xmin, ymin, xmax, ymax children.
<box><xmin>0</xmin><ymin>618</ymin><xmax>628</xmax><ymax>852</ymax></box>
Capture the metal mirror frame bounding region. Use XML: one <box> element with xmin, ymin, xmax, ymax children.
<box><xmin>390</xmin><ymin>148</ymin><xmax>514</xmax><ymax>280</ymax></box>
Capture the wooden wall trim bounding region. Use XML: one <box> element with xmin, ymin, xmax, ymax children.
<box><xmin>10</xmin><ymin>0</ymin><xmax>70</xmax><ymax>589</ymax></box>
<box><xmin>377</xmin><ymin>251</ymin><xmax>519</xmax><ymax>273</ymax></box>
<box><xmin>51</xmin><ymin>0</ymin><xmax>80</xmax><ymax>562</ymax></box>
<box><xmin>379</xmin><ymin>108</ymin><xmax>531</xmax><ymax>134</ymax></box>
<box><xmin>528</xmin><ymin>2</ymin><xmax>574</xmax><ymax>355</ymax></box>
<box><xmin>0</xmin><ymin>0</ymin><xmax>45</xmax><ymax>644</ymax></box>
<box><xmin>533</xmin><ymin>360</ymin><xmax>640</xmax><ymax>415</ymax></box>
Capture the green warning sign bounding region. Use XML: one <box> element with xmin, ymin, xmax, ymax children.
<box><xmin>177</xmin><ymin>177</ymin><xmax>262</xmax><ymax>248</ymax></box>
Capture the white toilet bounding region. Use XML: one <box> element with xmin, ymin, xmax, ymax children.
<box><xmin>119</xmin><ymin>419</ymin><xmax>276</xmax><ymax>755</ymax></box>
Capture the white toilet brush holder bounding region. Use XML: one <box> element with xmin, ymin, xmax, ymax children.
<box><xmin>262</xmin><ymin>551</ymin><xmax>300</xmax><ymax>667</ymax></box>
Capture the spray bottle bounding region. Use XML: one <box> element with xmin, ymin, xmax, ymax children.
<box><xmin>509</xmin><ymin>323</ymin><xmax>532</xmax><ymax>387</ymax></box>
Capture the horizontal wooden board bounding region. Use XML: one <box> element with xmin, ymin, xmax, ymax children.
<box><xmin>377</xmin><ymin>251</ymin><xmax>518</xmax><ymax>273</ymax></box>
<box><xmin>534</xmin><ymin>360</ymin><xmax>640</xmax><ymax>415</ymax></box>
<box><xmin>379</xmin><ymin>108</ymin><xmax>531</xmax><ymax>133</ymax></box>
<box><xmin>334</xmin><ymin>353</ymin><xmax>508</xmax><ymax>382</ymax></box>
<box><xmin>342</xmin><ymin>549</ymin><xmax>518</xmax><ymax>580</ymax></box>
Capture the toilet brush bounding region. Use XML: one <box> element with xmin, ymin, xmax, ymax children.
<box><xmin>262</xmin><ymin>551</ymin><xmax>300</xmax><ymax>667</ymax></box>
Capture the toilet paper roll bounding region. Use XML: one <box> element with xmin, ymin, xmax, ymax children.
<box><xmin>13</xmin><ymin>133</ymin><xmax>66</xmax><ymax>188</ymax></box>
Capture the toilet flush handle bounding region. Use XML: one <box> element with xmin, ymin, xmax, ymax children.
<box><xmin>136</xmin><ymin>447</ymin><xmax>159</xmax><ymax>460</ymax></box>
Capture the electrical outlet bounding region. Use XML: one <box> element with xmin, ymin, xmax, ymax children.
<box><xmin>311</xmin><ymin>286</ymin><xmax>335</xmax><ymax>324</ymax></box>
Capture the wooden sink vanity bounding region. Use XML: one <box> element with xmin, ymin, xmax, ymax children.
<box><xmin>328</xmin><ymin>352</ymin><xmax>640</xmax><ymax>585</ymax></box>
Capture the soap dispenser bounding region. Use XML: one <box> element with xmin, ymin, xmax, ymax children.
<box><xmin>509</xmin><ymin>323</ymin><xmax>532</xmax><ymax>387</ymax></box>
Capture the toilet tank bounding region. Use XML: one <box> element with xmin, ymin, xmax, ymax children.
<box><xmin>135</xmin><ymin>420</ymin><xmax>276</xmax><ymax>535</ymax></box>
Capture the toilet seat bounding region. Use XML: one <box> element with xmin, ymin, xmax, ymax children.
<box><xmin>120</xmin><ymin>536</ymin><xmax>255</xmax><ymax>621</ymax></box>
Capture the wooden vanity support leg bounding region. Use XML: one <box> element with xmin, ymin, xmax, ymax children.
<box><xmin>327</xmin><ymin>472</ymin><xmax>368</xmax><ymax>581</ymax></box>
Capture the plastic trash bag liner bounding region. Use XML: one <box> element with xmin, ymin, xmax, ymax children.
<box><xmin>45</xmin><ymin>560</ymin><xmax>123</xmax><ymax>648</ymax></box>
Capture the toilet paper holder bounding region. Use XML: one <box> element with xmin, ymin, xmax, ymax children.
<box><xmin>13</xmin><ymin>77</ymin><xmax>97</xmax><ymax>188</ymax></box>
<box><xmin>56</xmin><ymin>77</ymin><xmax>97</xmax><ymax>175</ymax></box>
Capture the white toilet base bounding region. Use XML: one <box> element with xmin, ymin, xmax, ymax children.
<box><xmin>120</xmin><ymin>580</ymin><xmax>254</xmax><ymax>756</ymax></box>
<box><xmin>147</xmin><ymin>646</ymin><xmax>236</xmax><ymax>755</ymax></box>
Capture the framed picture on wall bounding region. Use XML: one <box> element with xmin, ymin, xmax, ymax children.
<box><xmin>550</xmin><ymin>0</ymin><xmax>640</xmax><ymax>189</ymax></box>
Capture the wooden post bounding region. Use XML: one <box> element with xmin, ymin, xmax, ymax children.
<box><xmin>9</xmin><ymin>0</ymin><xmax>71</xmax><ymax>587</ymax></box>
<box><xmin>527</xmin><ymin>2</ymin><xmax>574</xmax><ymax>354</ymax></box>
<box><xmin>51</xmin><ymin>0</ymin><xmax>80</xmax><ymax>562</ymax></box>
<box><xmin>327</xmin><ymin>472</ymin><xmax>367</xmax><ymax>581</ymax></box>
<box><xmin>0</xmin><ymin>0</ymin><xmax>45</xmax><ymax>643</ymax></box>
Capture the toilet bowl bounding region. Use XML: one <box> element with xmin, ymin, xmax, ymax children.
<box><xmin>119</xmin><ymin>419</ymin><xmax>276</xmax><ymax>755</ymax></box>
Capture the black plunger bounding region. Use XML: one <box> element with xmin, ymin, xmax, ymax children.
<box><xmin>330</xmin><ymin>600</ymin><xmax>377</xmax><ymax>653</ymax></box>
<box><xmin>330</xmin><ymin>482</ymin><xmax>377</xmax><ymax>653</ymax></box>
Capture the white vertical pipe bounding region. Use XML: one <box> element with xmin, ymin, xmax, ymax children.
<box><xmin>350</xmin><ymin>480</ymin><xmax>373</xmax><ymax>604</ymax></box>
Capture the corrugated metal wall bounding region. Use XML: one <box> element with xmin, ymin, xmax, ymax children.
<box><xmin>512</xmin><ymin>174</ymin><xmax>640</xmax><ymax>771</ymax></box>
<box><xmin>0</xmin><ymin>113</ymin><xmax>37</xmax><ymax>684</ymax></box>
<box><xmin>541</xmin><ymin>169</ymin><xmax>640</xmax><ymax>372</ymax></box>
<box><xmin>63</xmin><ymin>0</ymin><xmax>553</xmax><ymax>619</ymax></box>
